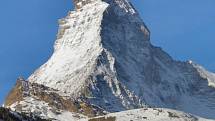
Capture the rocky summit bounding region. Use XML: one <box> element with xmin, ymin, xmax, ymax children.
<box><xmin>3</xmin><ymin>0</ymin><xmax>215</xmax><ymax>121</ymax></box>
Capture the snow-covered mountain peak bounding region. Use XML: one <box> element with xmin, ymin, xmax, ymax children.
<box><xmin>28</xmin><ymin>0</ymin><xmax>150</xmax><ymax>98</ymax></box>
<box><xmin>73</xmin><ymin>0</ymin><xmax>137</xmax><ymax>14</ymax></box>
<box><xmin>4</xmin><ymin>0</ymin><xmax>215</xmax><ymax>120</ymax></box>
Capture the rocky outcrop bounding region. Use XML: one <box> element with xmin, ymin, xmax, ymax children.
<box><xmin>5</xmin><ymin>78</ymin><xmax>106</xmax><ymax>118</ymax></box>
<box><xmin>0</xmin><ymin>107</ymin><xmax>50</xmax><ymax>121</ymax></box>
<box><xmin>5</xmin><ymin>77</ymin><xmax>27</xmax><ymax>107</ymax></box>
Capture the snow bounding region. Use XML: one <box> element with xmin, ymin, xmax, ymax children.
<box><xmin>91</xmin><ymin>108</ymin><xmax>214</xmax><ymax>121</ymax></box>
<box><xmin>49</xmin><ymin>112</ymin><xmax>87</xmax><ymax>121</ymax></box>
<box><xmin>9</xmin><ymin>97</ymin><xmax>87</xmax><ymax>121</ymax></box>
<box><xmin>28</xmin><ymin>1</ymin><xmax>109</xmax><ymax>97</ymax></box>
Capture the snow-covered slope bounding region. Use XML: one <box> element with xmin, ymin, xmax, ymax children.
<box><xmin>10</xmin><ymin>97</ymin><xmax>87</xmax><ymax>121</ymax></box>
<box><xmin>5</xmin><ymin>0</ymin><xmax>215</xmax><ymax>120</ymax></box>
<box><xmin>89</xmin><ymin>108</ymin><xmax>214</xmax><ymax>121</ymax></box>
<box><xmin>1</xmin><ymin>107</ymin><xmax>214</xmax><ymax>121</ymax></box>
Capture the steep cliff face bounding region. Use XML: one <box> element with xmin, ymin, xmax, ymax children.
<box><xmin>4</xmin><ymin>0</ymin><xmax>215</xmax><ymax>120</ymax></box>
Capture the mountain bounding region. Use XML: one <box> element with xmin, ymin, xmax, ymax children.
<box><xmin>3</xmin><ymin>0</ymin><xmax>215</xmax><ymax>120</ymax></box>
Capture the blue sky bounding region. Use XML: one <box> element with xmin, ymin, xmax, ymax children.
<box><xmin>0</xmin><ymin>0</ymin><xmax>214</xmax><ymax>104</ymax></box>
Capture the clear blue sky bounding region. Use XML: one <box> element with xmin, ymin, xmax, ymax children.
<box><xmin>0</xmin><ymin>0</ymin><xmax>214</xmax><ymax>104</ymax></box>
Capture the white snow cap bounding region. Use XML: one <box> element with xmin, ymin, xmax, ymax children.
<box><xmin>188</xmin><ymin>60</ymin><xmax>193</xmax><ymax>64</ymax></box>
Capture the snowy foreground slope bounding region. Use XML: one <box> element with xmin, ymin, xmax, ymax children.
<box><xmin>1</xmin><ymin>107</ymin><xmax>213</xmax><ymax>121</ymax></box>
<box><xmin>89</xmin><ymin>108</ymin><xmax>215</xmax><ymax>121</ymax></box>
<box><xmin>4</xmin><ymin>0</ymin><xmax>215</xmax><ymax>120</ymax></box>
<box><xmin>60</xmin><ymin>108</ymin><xmax>215</xmax><ymax>121</ymax></box>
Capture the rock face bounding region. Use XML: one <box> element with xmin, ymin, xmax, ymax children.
<box><xmin>0</xmin><ymin>107</ymin><xmax>49</xmax><ymax>121</ymax></box>
<box><xmin>4</xmin><ymin>77</ymin><xmax>28</xmax><ymax>107</ymax></box>
<box><xmin>4</xmin><ymin>0</ymin><xmax>215</xmax><ymax>120</ymax></box>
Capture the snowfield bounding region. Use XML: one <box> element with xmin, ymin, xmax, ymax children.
<box><xmin>88</xmin><ymin>108</ymin><xmax>214</xmax><ymax>121</ymax></box>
